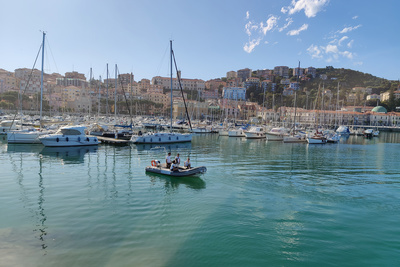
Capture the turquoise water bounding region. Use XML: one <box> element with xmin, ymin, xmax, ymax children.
<box><xmin>1</xmin><ymin>133</ymin><xmax>400</xmax><ymax>266</ymax></box>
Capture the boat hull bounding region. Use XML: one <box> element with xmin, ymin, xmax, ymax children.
<box><xmin>131</xmin><ymin>132</ymin><xmax>192</xmax><ymax>144</ymax></box>
<box><xmin>39</xmin><ymin>135</ymin><xmax>100</xmax><ymax>147</ymax></box>
<box><xmin>7</xmin><ymin>131</ymin><xmax>46</xmax><ymax>144</ymax></box>
<box><xmin>307</xmin><ymin>137</ymin><xmax>327</xmax><ymax>144</ymax></box>
<box><xmin>145</xmin><ymin>166</ymin><xmax>207</xmax><ymax>177</ymax></box>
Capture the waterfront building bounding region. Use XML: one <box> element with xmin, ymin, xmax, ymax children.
<box><xmin>143</xmin><ymin>92</ymin><xmax>170</xmax><ymax>107</ymax></box>
<box><xmin>305</xmin><ymin>67</ymin><xmax>317</xmax><ymax>78</ymax></box>
<box><xmin>366</xmin><ymin>94</ymin><xmax>381</xmax><ymax>101</ymax></box>
<box><xmin>292</xmin><ymin>67</ymin><xmax>304</xmax><ymax>77</ymax></box>
<box><xmin>226</xmin><ymin>77</ymin><xmax>242</xmax><ymax>88</ymax></box>
<box><xmin>261</xmin><ymin>81</ymin><xmax>276</xmax><ymax>92</ymax></box>
<box><xmin>173</xmin><ymin>100</ymin><xmax>208</xmax><ymax>120</ymax></box>
<box><xmin>237</xmin><ymin>68</ymin><xmax>252</xmax><ymax>82</ymax></box>
<box><xmin>244</xmin><ymin>77</ymin><xmax>260</xmax><ymax>89</ymax></box>
<box><xmin>202</xmin><ymin>89</ymin><xmax>219</xmax><ymax>100</ymax></box>
<box><xmin>222</xmin><ymin>87</ymin><xmax>246</xmax><ymax>101</ymax></box>
<box><xmin>274</xmin><ymin>66</ymin><xmax>289</xmax><ymax>78</ymax></box>
<box><xmin>205</xmin><ymin>78</ymin><xmax>226</xmax><ymax>90</ymax></box>
<box><xmin>226</xmin><ymin>71</ymin><xmax>237</xmax><ymax>79</ymax></box>
<box><xmin>151</xmin><ymin>76</ymin><xmax>205</xmax><ymax>92</ymax></box>
<box><xmin>0</xmin><ymin>70</ymin><xmax>18</xmax><ymax>92</ymax></box>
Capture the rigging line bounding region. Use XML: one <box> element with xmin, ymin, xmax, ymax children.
<box><xmin>9</xmin><ymin>43</ymin><xmax>43</xmax><ymax>130</ymax></box>
<box><xmin>154</xmin><ymin>43</ymin><xmax>170</xmax><ymax>78</ymax></box>
<box><xmin>171</xmin><ymin>49</ymin><xmax>192</xmax><ymax>131</ymax></box>
<box><xmin>117</xmin><ymin>67</ymin><xmax>133</xmax><ymax>126</ymax></box>
<box><xmin>44</xmin><ymin>37</ymin><xmax>59</xmax><ymax>74</ymax></box>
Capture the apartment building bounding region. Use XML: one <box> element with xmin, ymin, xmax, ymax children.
<box><xmin>222</xmin><ymin>87</ymin><xmax>246</xmax><ymax>101</ymax></box>
<box><xmin>205</xmin><ymin>78</ymin><xmax>226</xmax><ymax>90</ymax></box>
<box><xmin>274</xmin><ymin>66</ymin><xmax>289</xmax><ymax>78</ymax></box>
<box><xmin>151</xmin><ymin>76</ymin><xmax>205</xmax><ymax>92</ymax></box>
<box><xmin>237</xmin><ymin>68</ymin><xmax>252</xmax><ymax>82</ymax></box>
<box><xmin>226</xmin><ymin>71</ymin><xmax>237</xmax><ymax>79</ymax></box>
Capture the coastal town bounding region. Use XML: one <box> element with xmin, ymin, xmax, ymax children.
<box><xmin>1</xmin><ymin>65</ymin><xmax>400</xmax><ymax>128</ymax></box>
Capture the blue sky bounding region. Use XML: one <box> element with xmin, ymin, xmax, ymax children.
<box><xmin>1</xmin><ymin>0</ymin><xmax>399</xmax><ymax>82</ymax></box>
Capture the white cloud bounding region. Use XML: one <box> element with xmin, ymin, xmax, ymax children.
<box><xmin>287</xmin><ymin>23</ymin><xmax>309</xmax><ymax>36</ymax></box>
<box><xmin>279</xmin><ymin>17</ymin><xmax>293</xmax><ymax>32</ymax></box>
<box><xmin>338</xmin><ymin>36</ymin><xmax>349</xmax><ymax>46</ymax></box>
<box><xmin>281</xmin><ymin>0</ymin><xmax>330</xmax><ymax>18</ymax></box>
<box><xmin>340</xmin><ymin>51</ymin><xmax>353</xmax><ymax>59</ymax></box>
<box><xmin>245</xmin><ymin>21</ymin><xmax>258</xmax><ymax>36</ymax></box>
<box><xmin>260</xmin><ymin>16</ymin><xmax>278</xmax><ymax>35</ymax></box>
<box><xmin>307</xmin><ymin>44</ymin><xmax>323</xmax><ymax>59</ymax></box>
<box><xmin>347</xmin><ymin>39</ymin><xmax>354</xmax><ymax>48</ymax></box>
<box><xmin>246</xmin><ymin>11</ymin><xmax>250</xmax><ymax>20</ymax></box>
<box><xmin>354</xmin><ymin>61</ymin><xmax>363</xmax><ymax>66</ymax></box>
<box><xmin>352</xmin><ymin>15</ymin><xmax>358</xmax><ymax>20</ymax></box>
<box><xmin>243</xmin><ymin>38</ymin><xmax>261</xmax><ymax>53</ymax></box>
<box><xmin>339</xmin><ymin>24</ymin><xmax>361</xmax><ymax>34</ymax></box>
<box><xmin>325</xmin><ymin>44</ymin><xmax>338</xmax><ymax>53</ymax></box>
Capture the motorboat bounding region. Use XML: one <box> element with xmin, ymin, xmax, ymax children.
<box><xmin>39</xmin><ymin>125</ymin><xmax>99</xmax><ymax>147</ymax></box>
<box><xmin>244</xmin><ymin>126</ymin><xmax>266</xmax><ymax>139</ymax></box>
<box><xmin>228</xmin><ymin>128</ymin><xmax>246</xmax><ymax>137</ymax></box>
<box><xmin>283</xmin><ymin>132</ymin><xmax>307</xmax><ymax>143</ymax></box>
<box><xmin>336</xmin><ymin>125</ymin><xmax>350</xmax><ymax>135</ymax></box>
<box><xmin>363</xmin><ymin>129</ymin><xmax>373</xmax><ymax>138</ymax></box>
<box><xmin>0</xmin><ymin>120</ymin><xmax>21</xmax><ymax>135</ymax></box>
<box><xmin>7</xmin><ymin>128</ymin><xmax>52</xmax><ymax>144</ymax></box>
<box><xmin>145</xmin><ymin>161</ymin><xmax>206</xmax><ymax>177</ymax></box>
<box><xmin>307</xmin><ymin>131</ymin><xmax>327</xmax><ymax>144</ymax></box>
<box><xmin>131</xmin><ymin>132</ymin><xmax>192</xmax><ymax>144</ymax></box>
<box><xmin>265</xmin><ymin>127</ymin><xmax>289</xmax><ymax>141</ymax></box>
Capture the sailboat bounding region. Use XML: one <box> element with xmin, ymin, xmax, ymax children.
<box><xmin>130</xmin><ymin>41</ymin><xmax>192</xmax><ymax>144</ymax></box>
<box><xmin>283</xmin><ymin>62</ymin><xmax>306</xmax><ymax>143</ymax></box>
<box><xmin>7</xmin><ymin>32</ymin><xmax>52</xmax><ymax>144</ymax></box>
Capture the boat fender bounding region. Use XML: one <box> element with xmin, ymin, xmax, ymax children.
<box><xmin>66</xmin><ymin>137</ymin><xmax>69</xmax><ymax>142</ymax></box>
<box><xmin>78</xmin><ymin>137</ymin><xmax>81</xmax><ymax>142</ymax></box>
<box><xmin>56</xmin><ymin>137</ymin><xmax>59</xmax><ymax>142</ymax></box>
<box><xmin>86</xmin><ymin>137</ymin><xmax>89</xmax><ymax>142</ymax></box>
<box><xmin>151</xmin><ymin>160</ymin><xmax>157</xmax><ymax>167</ymax></box>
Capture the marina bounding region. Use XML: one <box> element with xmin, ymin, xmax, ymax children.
<box><xmin>1</xmin><ymin>132</ymin><xmax>400</xmax><ymax>266</ymax></box>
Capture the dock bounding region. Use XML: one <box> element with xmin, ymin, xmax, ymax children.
<box><xmin>96</xmin><ymin>136</ymin><xmax>130</xmax><ymax>145</ymax></box>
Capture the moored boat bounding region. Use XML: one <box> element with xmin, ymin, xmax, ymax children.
<box><xmin>244</xmin><ymin>126</ymin><xmax>266</xmax><ymax>139</ymax></box>
<box><xmin>39</xmin><ymin>125</ymin><xmax>99</xmax><ymax>147</ymax></box>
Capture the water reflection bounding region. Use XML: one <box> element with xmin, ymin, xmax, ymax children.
<box><xmin>40</xmin><ymin>146</ymin><xmax>97</xmax><ymax>164</ymax></box>
<box><xmin>135</xmin><ymin>142</ymin><xmax>192</xmax><ymax>152</ymax></box>
<box><xmin>146</xmin><ymin>172</ymin><xmax>206</xmax><ymax>190</ymax></box>
<box><xmin>7</xmin><ymin>143</ymin><xmax>44</xmax><ymax>154</ymax></box>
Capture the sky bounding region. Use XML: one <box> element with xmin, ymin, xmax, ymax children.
<box><xmin>1</xmin><ymin>0</ymin><xmax>399</xmax><ymax>82</ymax></box>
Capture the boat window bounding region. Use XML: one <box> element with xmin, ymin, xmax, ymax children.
<box><xmin>59</xmin><ymin>129</ymin><xmax>82</xmax><ymax>135</ymax></box>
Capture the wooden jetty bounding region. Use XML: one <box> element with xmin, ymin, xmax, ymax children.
<box><xmin>96</xmin><ymin>136</ymin><xmax>130</xmax><ymax>145</ymax></box>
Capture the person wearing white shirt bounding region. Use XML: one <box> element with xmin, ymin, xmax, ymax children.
<box><xmin>184</xmin><ymin>157</ymin><xmax>191</xmax><ymax>169</ymax></box>
<box><xmin>175</xmin><ymin>153</ymin><xmax>181</xmax><ymax>166</ymax></box>
<box><xmin>166</xmin><ymin>152</ymin><xmax>172</xmax><ymax>168</ymax></box>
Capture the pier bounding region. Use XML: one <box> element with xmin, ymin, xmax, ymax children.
<box><xmin>96</xmin><ymin>136</ymin><xmax>130</xmax><ymax>145</ymax></box>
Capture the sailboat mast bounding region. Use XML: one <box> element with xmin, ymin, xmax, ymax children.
<box><xmin>106</xmin><ymin>63</ymin><xmax>109</xmax><ymax>117</ymax></box>
<box><xmin>115</xmin><ymin>64</ymin><xmax>117</xmax><ymax>121</ymax></box>
<box><xmin>170</xmin><ymin>40</ymin><xmax>173</xmax><ymax>132</ymax></box>
<box><xmin>98</xmin><ymin>75</ymin><xmax>101</xmax><ymax>119</ymax></box>
<box><xmin>40</xmin><ymin>32</ymin><xmax>45</xmax><ymax>125</ymax></box>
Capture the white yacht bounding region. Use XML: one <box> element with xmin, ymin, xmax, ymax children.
<box><xmin>244</xmin><ymin>126</ymin><xmax>266</xmax><ymax>139</ymax></box>
<box><xmin>228</xmin><ymin>128</ymin><xmax>246</xmax><ymax>137</ymax></box>
<box><xmin>0</xmin><ymin>120</ymin><xmax>21</xmax><ymax>135</ymax></box>
<box><xmin>7</xmin><ymin>128</ymin><xmax>51</xmax><ymax>144</ymax></box>
<box><xmin>336</xmin><ymin>125</ymin><xmax>350</xmax><ymax>135</ymax></box>
<box><xmin>39</xmin><ymin>125</ymin><xmax>99</xmax><ymax>147</ymax></box>
<box><xmin>131</xmin><ymin>132</ymin><xmax>192</xmax><ymax>144</ymax></box>
<box><xmin>265</xmin><ymin>127</ymin><xmax>289</xmax><ymax>141</ymax></box>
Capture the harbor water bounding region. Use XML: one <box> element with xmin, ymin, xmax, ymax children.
<box><xmin>1</xmin><ymin>133</ymin><xmax>399</xmax><ymax>266</ymax></box>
